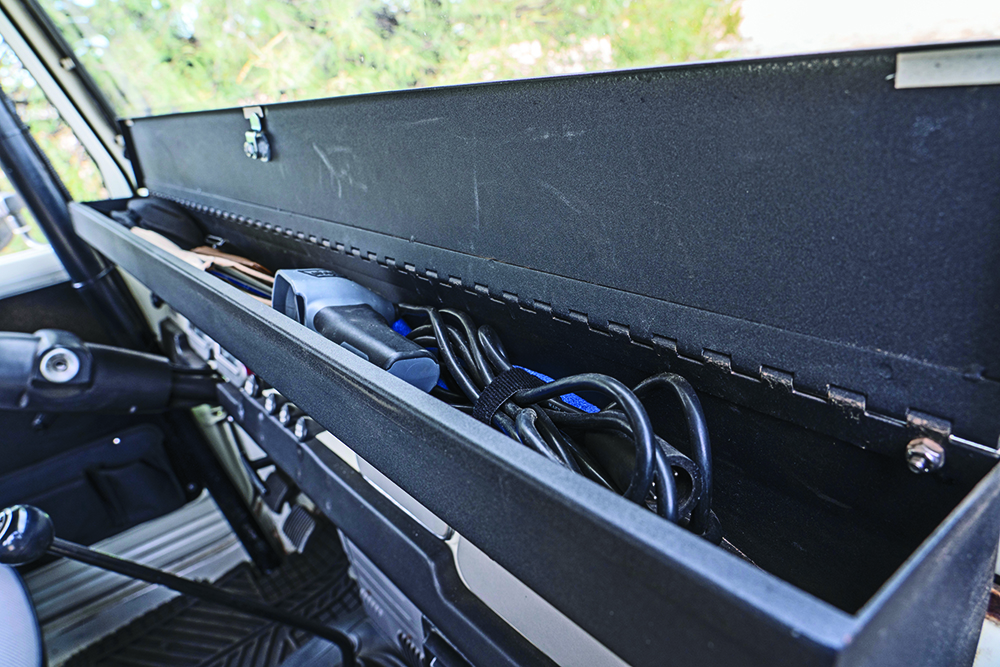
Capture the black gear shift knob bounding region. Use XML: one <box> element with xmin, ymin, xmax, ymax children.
<box><xmin>0</xmin><ymin>505</ymin><xmax>54</xmax><ymax>566</ymax></box>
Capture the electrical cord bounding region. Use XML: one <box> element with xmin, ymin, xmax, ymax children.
<box><xmin>653</xmin><ymin>445</ymin><xmax>678</xmax><ymax>523</ymax></box>
<box><xmin>632</xmin><ymin>373</ymin><xmax>713</xmax><ymax>535</ymax></box>
<box><xmin>530</xmin><ymin>406</ymin><xmax>583</xmax><ymax>473</ymax></box>
<box><xmin>410</xmin><ymin>305</ymin><xmax>481</xmax><ymax>401</ymax></box>
<box><xmin>545</xmin><ymin>409</ymin><xmax>691</xmax><ymax>521</ymax></box>
<box><xmin>493</xmin><ymin>410</ymin><xmax>518</xmax><ymax>439</ymax></box>
<box><xmin>533</xmin><ymin>407</ymin><xmax>617</xmax><ymax>491</ymax></box>
<box><xmin>442</xmin><ymin>309</ymin><xmax>495</xmax><ymax>384</ymax></box>
<box><xmin>515</xmin><ymin>408</ymin><xmax>564</xmax><ymax>464</ymax></box>
<box><xmin>445</xmin><ymin>326</ymin><xmax>484</xmax><ymax>387</ymax></box>
<box><xmin>397</xmin><ymin>303</ymin><xmax>716</xmax><ymax>533</ymax></box>
<box><xmin>513</xmin><ymin>374</ymin><xmax>656</xmax><ymax>503</ymax></box>
<box><xmin>478</xmin><ymin>325</ymin><xmax>513</xmax><ymax>373</ymax></box>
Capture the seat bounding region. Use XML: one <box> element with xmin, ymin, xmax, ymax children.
<box><xmin>0</xmin><ymin>564</ymin><xmax>44</xmax><ymax>667</ymax></box>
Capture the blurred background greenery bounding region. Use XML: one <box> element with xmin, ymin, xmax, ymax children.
<box><xmin>1</xmin><ymin>0</ymin><xmax>740</xmax><ymax>255</ymax></box>
<box><xmin>0</xmin><ymin>39</ymin><xmax>108</xmax><ymax>254</ymax></box>
<box><xmin>39</xmin><ymin>0</ymin><xmax>741</xmax><ymax>117</ymax></box>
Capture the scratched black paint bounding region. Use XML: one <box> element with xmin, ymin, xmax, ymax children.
<box><xmin>95</xmin><ymin>42</ymin><xmax>1000</xmax><ymax>667</ymax></box>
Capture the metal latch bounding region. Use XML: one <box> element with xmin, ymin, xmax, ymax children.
<box><xmin>242</xmin><ymin>106</ymin><xmax>271</xmax><ymax>162</ymax></box>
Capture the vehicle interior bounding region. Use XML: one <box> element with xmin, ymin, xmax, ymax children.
<box><xmin>0</xmin><ymin>1</ymin><xmax>998</xmax><ymax>666</ymax></box>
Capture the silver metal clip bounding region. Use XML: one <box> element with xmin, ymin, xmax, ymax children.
<box><xmin>242</xmin><ymin>106</ymin><xmax>271</xmax><ymax>162</ymax></box>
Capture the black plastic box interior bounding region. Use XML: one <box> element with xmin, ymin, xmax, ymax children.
<box><xmin>70</xmin><ymin>41</ymin><xmax>1000</xmax><ymax>667</ymax></box>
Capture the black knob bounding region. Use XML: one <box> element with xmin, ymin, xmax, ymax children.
<box><xmin>0</xmin><ymin>505</ymin><xmax>54</xmax><ymax>565</ymax></box>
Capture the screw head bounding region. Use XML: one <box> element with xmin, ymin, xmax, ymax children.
<box><xmin>256</xmin><ymin>135</ymin><xmax>271</xmax><ymax>162</ymax></box>
<box><xmin>906</xmin><ymin>437</ymin><xmax>946</xmax><ymax>474</ymax></box>
<box><xmin>278</xmin><ymin>402</ymin><xmax>298</xmax><ymax>426</ymax></box>
<box><xmin>39</xmin><ymin>348</ymin><xmax>80</xmax><ymax>383</ymax></box>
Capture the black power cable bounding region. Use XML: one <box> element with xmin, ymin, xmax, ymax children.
<box><xmin>632</xmin><ymin>373</ymin><xmax>713</xmax><ymax>535</ymax></box>
<box><xmin>513</xmin><ymin>374</ymin><xmax>657</xmax><ymax>504</ymax></box>
<box><xmin>398</xmin><ymin>304</ymin><xmax>717</xmax><ymax>535</ymax></box>
<box><xmin>515</xmin><ymin>408</ymin><xmax>562</xmax><ymax>464</ymax></box>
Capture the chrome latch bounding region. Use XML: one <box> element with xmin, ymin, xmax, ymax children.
<box><xmin>242</xmin><ymin>106</ymin><xmax>271</xmax><ymax>162</ymax></box>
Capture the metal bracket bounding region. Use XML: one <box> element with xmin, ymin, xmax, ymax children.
<box><xmin>905</xmin><ymin>409</ymin><xmax>952</xmax><ymax>472</ymax></box>
<box><xmin>242</xmin><ymin>107</ymin><xmax>271</xmax><ymax>162</ymax></box>
<box><xmin>895</xmin><ymin>45</ymin><xmax>1000</xmax><ymax>89</ymax></box>
<box><xmin>905</xmin><ymin>409</ymin><xmax>952</xmax><ymax>444</ymax></box>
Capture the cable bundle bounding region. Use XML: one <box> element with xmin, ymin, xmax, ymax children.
<box><xmin>399</xmin><ymin>304</ymin><xmax>719</xmax><ymax>541</ymax></box>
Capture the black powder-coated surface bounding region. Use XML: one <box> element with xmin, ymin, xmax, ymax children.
<box><xmin>73</xmin><ymin>203</ymin><xmax>852</xmax><ymax>666</ymax></box>
<box><xmin>126</xmin><ymin>43</ymin><xmax>1000</xmax><ymax>447</ymax></box>
<box><xmin>76</xmin><ymin>42</ymin><xmax>1000</xmax><ymax>666</ymax></box>
<box><xmin>72</xmin><ymin>202</ymin><xmax>1000</xmax><ymax>666</ymax></box>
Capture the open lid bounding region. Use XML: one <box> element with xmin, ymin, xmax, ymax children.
<box><xmin>122</xmin><ymin>42</ymin><xmax>1000</xmax><ymax>449</ymax></box>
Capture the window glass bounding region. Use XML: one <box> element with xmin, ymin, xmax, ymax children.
<box><xmin>36</xmin><ymin>0</ymin><xmax>1000</xmax><ymax>120</ymax></box>
<box><xmin>0</xmin><ymin>38</ymin><xmax>107</xmax><ymax>257</ymax></box>
<box><xmin>39</xmin><ymin>0</ymin><xmax>742</xmax><ymax>118</ymax></box>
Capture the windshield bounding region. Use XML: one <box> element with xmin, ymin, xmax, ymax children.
<box><xmin>36</xmin><ymin>0</ymin><xmax>1000</xmax><ymax>119</ymax></box>
<box><xmin>37</xmin><ymin>0</ymin><xmax>741</xmax><ymax>118</ymax></box>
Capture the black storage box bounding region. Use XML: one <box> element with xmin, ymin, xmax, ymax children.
<box><xmin>72</xmin><ymin>41</ymin><xmax>1000</xmax><ymax>667</ymax></box>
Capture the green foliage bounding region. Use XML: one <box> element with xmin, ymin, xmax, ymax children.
<box><xmin>0</xmin><ymin>42</ymin><xmax>109</xmax><ymax>255</ymax></box>
<box><xmin>40</xmin><ymin>0</ymin><xmax>741</xmax><ymax>118</ymax></box>
<box><xmin>0</xmin><ymin>45</ymin><xmax>106</xmax><ymax>201</ymax></box>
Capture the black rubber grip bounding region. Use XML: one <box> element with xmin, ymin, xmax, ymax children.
<box><xmin>313</xmin><ymin>304</ymin><xmax>432</xmax><ymax>371</ymax></box>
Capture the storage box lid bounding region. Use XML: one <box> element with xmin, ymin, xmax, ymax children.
<box><xmin>122</xmin><ymin>42</ymin><xmax>1000</xmax><ymax>448</ymax></box>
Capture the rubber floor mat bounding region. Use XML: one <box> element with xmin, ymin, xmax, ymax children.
<box><xmin>64</xmin><ymin>522</ymin><xmax>362</xmax><ymax>667</ymax></box>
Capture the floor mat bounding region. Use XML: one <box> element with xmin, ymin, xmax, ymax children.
<box><xmin>27</xmin><ymin>493</ymin><xmax>247</xmax><ymax>666</ymax></box>
<box><xmin>64</xmin><ymin>522</ymin><xmax>362</xmax><ymax>667</ymax></box>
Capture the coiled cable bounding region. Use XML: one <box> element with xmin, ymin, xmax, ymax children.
<box><xmin>398</xmin><ymin>304</ymin><xmax>717</xmax><ymax>533</ymax></box>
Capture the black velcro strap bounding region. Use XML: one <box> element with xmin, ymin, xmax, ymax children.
<box><xmin>472</xmin><ymin>368</ymin><xmax>544</xmax><ymax>425</ymax></box>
